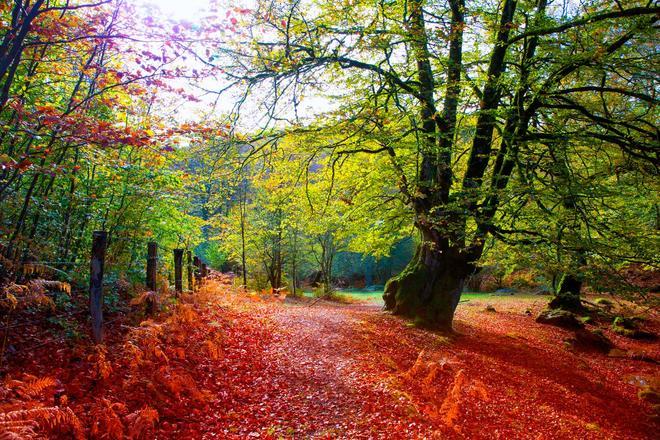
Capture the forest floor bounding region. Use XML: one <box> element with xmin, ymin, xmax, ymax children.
<box><xmin>2</xmin><ymin>278</ymin><xmax>659</xmax><ymax>439</ymax></box>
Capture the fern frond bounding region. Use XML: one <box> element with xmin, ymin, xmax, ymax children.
<box><xmin>90</xmin><ymin>398</ymin><xmax>125</xmax><ymax>440</ymax></box>
<box><xmin>0</xmin><ymin>407</ymin><xmax>84</xmax><ymax>440</ymax></box>
<box><xmin>22</xmin><ymin>263</ymin><xmax>50</xmax><ymax>277</ymax></box>
<box><xmin>27</xmin><ymin>280</ymin><xmax>71</xmax><ymax>295</ymax></box>
<box><xmin>88</xmin><ymin>345</ymin><xmax>113</xmax><ymax>381</ymax></box>
<box><xmin>201</xmin><ymin>339</ymin><xmax>222</xmax><ymax>361</ymax></box>
<box><xmin>0</xmin><ymin>292</ymin><xmax>18</xmax><ymax>311</ymax></box>
<box><xmin>126</xmin><ymin>406</ymin><xmax>158</xmax><ymax>440</ymax></box>
<box><xmin>3</xmin><ymin>284</ymin><xmax>28</xmax><ymax>297</ymax></box>
<box><xmin>15</xmin><ymin>376</ymin><xmax>56</xmax><ymax>399</ymax></box>
<box><xmin>123</xmin><ymin>342</ymin><xmax>145</xmax><ymax>370</ymax></box>
<box><xmin>130</xmin><ymin>291</ymin><xmax>157</xmax><ymax>307</ymax></box>
<box><xmin>439</xmin><ymin>369</ymin><xmax>466</xmax><ymax>428</ymax></box>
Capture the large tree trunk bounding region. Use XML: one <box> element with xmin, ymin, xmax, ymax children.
<box><xmin>383</xmin><ymin>226</ymin><xmax>473</xmax><ymax>331</ymax></box>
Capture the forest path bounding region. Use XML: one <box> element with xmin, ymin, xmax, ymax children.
<box><xmin>186</xmin><ymin>295</ymin><xmax>429</xmax><ymax>438</ymax></box>
<box><xmin>173</xmin><ymin>283</ymin><xmax>659</xmax><ymax>440</ymax></box>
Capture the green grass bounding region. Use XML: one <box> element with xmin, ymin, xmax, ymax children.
<box><xmin>302</xmin><ymin>288</ymin><xmax>383</xmax><ymax>302</ymax></box>
<box><xmin>302</xmin><ymin>289</ymin><xmax>550</xmax><ymax>304</ymax></box>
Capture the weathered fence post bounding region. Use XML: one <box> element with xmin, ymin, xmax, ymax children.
<box><xmin>146</xmin><ymin>242</ymin><xmax>157</xmax><ymax>291</ymax></box>
<box><xmin>174</xmin><ymin>249</ymin><xmax>183</xmax><ymax>296</ymax></box>
<box><xmin>193</xmin><ymin>256</ymin><xmax>201</xmax><ymax>286</ymax></box>
<box><xmin>186</xmin><ymin>250</ymin><xmax>193</xmax><ymax>292</ymax></box>
<box><xmin>145</xmin><ymin>242</ymin><xmax>158</xmax><ymax>315</ymax></box>
<box><xmin>89</xmin><ymin>231</ymin><xmax>107</xmax><ymax>344</ymax></box>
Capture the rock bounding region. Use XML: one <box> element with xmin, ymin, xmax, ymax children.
<box><xmin>580</xmin><ymin>316</ymin><xmax>594</xmax><ymax>325</ymax></box>
<box><xmin>607</xmin><ymin>348</ymin><xmax>628</xmax><ymax>358</ymax></box>
<box><xmin>536</xmin><ymin>309</ymin><xmax>584</xmax><ymax>330</ymax></box>
<box><xmin>533</xmin><ymin>285</ymin><xmax>553</xmax><ymax>295</ymax></box>
<box><xmin>612</xmin><ymin>316</ymin><xmax>658</xmax><ymax>340</ymax></box>
<box><xmin>484</xmin><ymin>305</ymin><xmax>496</xmax><ymax>312</ymax></box>
<box><xmin>639</xmin><ymin>387</ymin><xmax>660</xmax><ymax>405</ymax></box>
<box><xmin>573</xmin><ymin>329</ymin><xmax>614</xmax><ymax>353</ymax></box>
<box><xmin>594</xmin><ymin>297</ymin><xmax>614</xmax><ymax>308</ymax></box>
<box><xmin>494</xmin><ymin>288</ymin><xmax>515</xmax><ymax>295</ymax></box>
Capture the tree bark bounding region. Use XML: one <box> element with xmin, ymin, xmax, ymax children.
<box><xmin>383</xmin><ymin>225</ymin><xmax>473</xmax><ymax>331</ymax></box>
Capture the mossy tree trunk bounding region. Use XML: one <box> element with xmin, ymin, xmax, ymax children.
<box><xmin>383</xmin><ymin>226</ymin><xmax>474</xmax><ymax>331</ymax></box>
<box><xmin>549</xmin><ymin>268</ymin><xmax>586</xmax><ymax>313</ymax></box>
<box><xmin>549</xmin><ymin>250</ymin><xmax>587</xmax><ymax>313</ymax></box>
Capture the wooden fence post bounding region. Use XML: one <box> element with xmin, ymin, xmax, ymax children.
<box><xmin>146</xmin><ymin>242</ymin><xmax>157</xmax><ymax>291</ymax></box>
<box><xmin>89</xmin><ymin>231</ymin><xmax>107</xmax><ymax>344</ymax></box>
<box><xmin>193</xmin><ymin>256</ymin><xmax>201</xmax><ymax>286</ymax></box>
<box><xmin>174</xmin><ymin>249</ymin><xmax>183</xmax><ymax>296</ymax></box>
<box><xmin>186</xmin><ymin>250</ymin><xmax>193</xmax><ymax>292</ymax></box>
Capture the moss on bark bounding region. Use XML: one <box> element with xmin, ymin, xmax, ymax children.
<box><xmin>383</xmin><ymin>239</ymin><xmax>470</xmax><ymax>331</ymax></box>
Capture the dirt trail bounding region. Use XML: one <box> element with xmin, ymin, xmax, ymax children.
<box><xmin>178</xmin><ymin>288</ymin><xmax>659</xmax><ymax>439</ymax></box>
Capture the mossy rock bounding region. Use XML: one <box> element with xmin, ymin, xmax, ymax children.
<box><xmin>612</xmin><ymin>317</ymin><xmax>657</xmax><ymax>340</ymax></box>
<box><xmin>594</xmin><ymin>298</ymin><xmax>614</xmax><ymax>308</ymax></box>
<box><xmin>536</xmin><ymin>309</ymin><xmax>584</xmax><ymax>330</ymax></box>
<box><xmin>573</xmin><ymin>328</ymin><xmax>614</xmax><ymax>353</ymax></box>
<box><xmin>580</xmin><ymin>316</ymin><xmax>594</xmax><ymax>325</ymax></box>
<box><xmin>612</xmin><ymin>316</ymin><xmax>635</xmax><ymax>329</ymax></box>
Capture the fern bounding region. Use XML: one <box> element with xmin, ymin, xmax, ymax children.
<box><xmin>2</xmin><ymin>281</ymin><xmax>60</xmax><ymax>311</ymax></box>
<box><xmin>0</xmin><ymin>292</ymin><xmax>18</xmax><ymax>312</ymax></box>
<box><xmin>27</xmin><ymin>279</ymin><xmax>71</xmax><ymax>295</ymax></box>
<box><xmin>154</xmin><ymin>367</ymin><xmax>205</xmax><ymax>401</ymax></box>
<box><xmin>90</xmin><ymin>399</ymin><xmax>126</xmax><ymax>440</ymax></box>
<box><xmin>201</xmin><ymin>338</ymin><xmax>222</xmax><ymax>361</ymax></box>
<box><xmin>439</xmin><ymin>369</ymin><xmax>466</xmax><ymax>429</ymax></box>
<box><xmin>130</xmin><ymin>290</ymin><xmax>159</xmax><ymax>314</ymax></box>
<box><xmin>123</xmin><ymin>341</ymin><xmax>145</xmax><ymax>370</ymax></box>
<box><xmin>126</xmin><ymin>406</ymin><xmax>158</xmax><ymax>440</ymax></box>
<box><xmin>89</xmin><ymin>345</ymin><xmax>113</xmax><ymax>380</ymax></box>
<box><xmin>14</xmin><ymin>375</ymin><xmax>56</xmax><ymax>399</ymax></box>
<box><xmin>0</xmin><ymin>407</ymin><xmax>84</xmax><ymax>440</ymax></box>
<box><xmin>22</xmin><ymin>263</ymin><xmax>50</xmax><ymax>277</ymax></box>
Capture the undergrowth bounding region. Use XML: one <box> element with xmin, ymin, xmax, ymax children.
<box><xmin>0</xmin><ymin>280</ymin><xmax>229</xmax><ymax>438</ymax></box>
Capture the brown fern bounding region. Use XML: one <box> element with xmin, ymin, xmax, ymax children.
<box><xmin>27</xmin><ymin>279</ymin><xmax>71</xmax><ymax>295</ymax></box>
<box><xmin>0</xmin><ymin>407</ymin><xmax>84</xmax><ymax>440</ymax></box>
<box><xmin>201</xmin><ymin>338</ymin><xmax>222</xmax><ymax>361</ymax></box>
<box><xmin>14</xmin><ymin>375</ymin><xmax>56</xmax><ymax>399</ymax></box>
<box><xmin>22</xmin><ymin>263</ymin><xmax>50</xmax><ymax>277</ymax></box>
<box><xmin>89</xmin><ymin>399</ymin><xmax>126</xmax><ymax>440</ymax></box>
<box><xmin>126</xmin><ymin>406</ymin><xmax>158</xmax><ymax>440</ymax></box>
<box><xmin>439</xmin><ymin>369</ymin><xmax>466</xmax><ymax>429</ymax></box>
<box><xmin>130</xmin><ymin>290</ymin><xmax>159</xmax><ymax>312</ymax></box>
<box><xmin>89</xmin><ymin>345</ymin><xmax>113</xmax><ymax>381</ymax></box>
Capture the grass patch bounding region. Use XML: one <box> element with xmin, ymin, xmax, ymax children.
<box><xmin>302</xmin><ymin>289</ymin><xmax>551</xmax><ymax>304</ymax></box>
